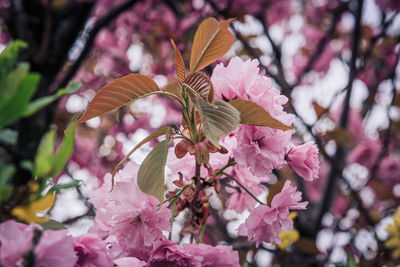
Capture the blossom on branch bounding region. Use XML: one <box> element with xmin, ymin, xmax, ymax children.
<box><xmin>287</xmin><ymin>141</ymin><xmax>320</xmax><ymax>181</ymax></box>
<box><xmin>238</xmin><ymin>181</ymin><xmax>307</xmax><ymax>246</ymax></box>
<box><xmin>89</xmin><ymin>162</ymin><xmax>171</xmax><ymax>261</ymax></box>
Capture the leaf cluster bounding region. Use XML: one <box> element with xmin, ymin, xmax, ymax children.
<box><xmin>76</xmin><ymin>18</ymin><xmax>294</xmax><ymax>202</ymax></box>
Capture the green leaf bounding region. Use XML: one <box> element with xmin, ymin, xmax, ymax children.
<box><xmin>41</xmin><ymin>219</ymin><xmax>66</xmax><ymax>230</ymax></box>
<box><xmin>49</xmin><ymin>180</ymin><xmax>81</xmax><ymax>193</ymax></box>
<box><xmin>0</xmin><ymin>63</ymin><xmax>30</xmax><ymax>109</ymax></box>
<box><xmin>0</xmin><ymin>129</ymin><xmax>18</xmax><ymax>145</ymax></box>
<box><xmin>0</xmin><ymin>72</ymin><xmax>40</xmax><ymax>128</ymax></box>
<box><xmin>0</xmin><ymin>41</ymin><xmax>28</xmax><ymax>108</ymax></box>
<box><xmin>347</xmin><ymin>254</ymin><xmax>358</xmax><ymax>267</ymax></box>
<box><xmin>196</xmin><ymin>98</ymin><xmax>240</xmax><ymax>148</ymax></box>
<box><xmin>0</xmin><ymin>40</ymin><xmax>27</xmax><ymax>70</ymax></box>
<box><xmin>228</xmin><ymin>99</ymin><xmax>294</xmax><ymax>131</ymax></box>
<box><xmin>0</xmin><ymin>41</ymin><xmax>27</xmax><ymax>83</ymax></box>
<box><xmin>34</xmin><ymin>129</ymin><xmax>56</xmax><ymax>178</ymax></box>
<box><xmin>0</xmin><ymin>185</ymin><xmax>13</xmax><ymax>203</ymax></box>
<box><xmin>137</xmin><ymin>139</ymin><xmax>170</xmax><ymax>202</ymax></box>
<box><xmin>0</xmin><ymin>161</ymin><xmax>15</xmax><ymax>186</ymax></box>
<box><xmin>23</xmin><ymin>82</ymin><xmax>82</xmax><ymax>117</ymax></box>
<box><xmin>51</xmin><ymin>123</ymin><xmax>75</xmax><ymax>177</ymax></box>
<box><xmin>19</xmin><ymin>160</ymin><xmax>33</xmax><ymax>172</ymax></box>
<box><xmin>112</xmin><ymin>126</ymin><xmax>173</xmax><ymax>187</ymax></box>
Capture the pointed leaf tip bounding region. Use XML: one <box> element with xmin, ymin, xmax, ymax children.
<box><xmin>190</xmin><ymin>17</ymin><xmax>235</xmax><ymax>72</ymax></box>
<box><xmin>137</xmin><ymin>139</ymin><xmax>170</xmax><ymax>202</ymax></box>
<box><xmin>228</xmin><ymin>99</ymin><xmax>294</xmax><ymax>131</ymax></box>
<box><xmin>76</xmin><ymin>74</ymin><xmax>160</xmax><ymax>124</ymax></box>
<box><xmin>171</xmin><ymin>39</ymin><xmax>186</xmax><ymax>84</ymax></box>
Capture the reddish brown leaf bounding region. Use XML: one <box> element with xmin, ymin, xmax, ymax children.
<box><xmin>77</xmin><ymin>74</ymin><xmax>160</xmax><ymax>124</ymax></box>
<box><xmin>312</xmin><ymin>101</ymin><xmax>327</xmax><ymax>119</ymax></box>
<box><xmin>190</xmin><ymin>18</ymin><xmax>235</xmax><ymax>72</ymax></box>
<box><xmin>184</xmin><ymin>72</ymin><xmax>213</xmax><ymax>102</ymax></box>
<box><xmin>171</xmin><ymin>39</ymin><xmax>186</xmax><ymax>83</ymax></box>
<box><xmin>228</xmin><ymin>99</ymin><xmax>294</xmax><ymax>131</ymax></box>
<box><xmin>164</xmin><ymin>81</ymin><xmax>180</xmax><ymax>98</ymax></box>
<box><xmin>175</xmin><ymin>140</ymin><xmax>193</xmax><ymax>159</ymax></box>
<box><xmin>324</xmin><ymin>127</ymin><xmax>354</xmax><ymax>148</ymax></box>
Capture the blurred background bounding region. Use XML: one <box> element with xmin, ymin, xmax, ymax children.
<box><xmin>0</xmin><ymin>0</ymin><xmax>400</xmax><ymax>265</ymax></box>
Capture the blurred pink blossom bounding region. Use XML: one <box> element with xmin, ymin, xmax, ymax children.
<box><xmin>0</xmin><ymin>220</ymin><xmax>77</xmax><ymax>267</ymax></box>
<box><xmin>378</xmin><ymin>156</ymin><xmax>400</xmax><ymax>186</ymax></box>
<box><xmin>0</xmin><ymin>220</ymin><xmax>35</xmax><ymax>267</ymax></box>
<box><xmin>34</xmin><ymin>229</ymin><xmax>77</xmax><ymax>267</ymax></box>
<box><xmin>347</xmin><ymin>138</ymin><xmax>381</xmax><ymax>169</ymax></box>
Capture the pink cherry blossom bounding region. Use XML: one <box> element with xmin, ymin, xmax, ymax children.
<box><xmin>0</xmin><ymin>220</ymin><xmax>34</xmax><ymax>267</ymax></box>
<box><xmin>378</xmin><ymin>156</ymin><xmax>400</xmax><ymax>186</ymax></box>
<box><xmin>73</xmin><ymin>234</ymin><xmax>113</xmax><ymax>267</ymax></box>
<box><xmin>113</xmin><ymin>257</ymin><xmax>146</xmax><ymax>267</ymax></box>
<box><xmin>183</xmin><ymin>243</ymin><xmax>240</xmax><ymax>267</ymax></box>
<box><xmin>167</xmin><ymin>134</ymin><xmax>233</xmax><ymax>180</ymax></box>
<box><xmin>226</xmin><ymin>167</ymin><xmax>268</xmax><ymax>212</ymax></box>
<box><xmin>287</xmin><ymin>141</ymin><xmax>320</xmax><ymax>181</ymax></box>
<box><xmin>238</xmin><ymin>181</ymin><xmax>307</xmax><ymax>246</ymax></box>
<box><xmin>89</xmin><ymin>162</ymin><xmax>171</xmax><ymax>261</ymax></box>
<box><xmin>376</xmin><ymin>0</ymin><xmax>400</xmax><ymax>12</ymax></box>
<box><xmin>211</xmin><ymin>56</ymin><xmax>294</xmax><ymax>125</ymax></box>
<box><xmin>234</xmin><ymin>125</ymin><xmax>292</xmax><ymax>177</ymax></box>
<box><xmin>147</xmin><ymin>239</ymin><xmax>202</xmax><ymax>267</ymax></box>
<box><xmin>34</xmin><ymin>229</ymin><xmax>77</xmax><ymax>267</ymax></box>
<box><xmin>347</xmin><ymin>138</ymin><xmax>381</xmax><ymax>169</ymax></box>
<box><xmin>331</xmin><ymin>108</ymin><xmax>365</xmax><ymax>142</ymax></box>
<box><xmin>0</xmin><ymin>220</ymin><xmax>77</xmax><ymax>267</ymax></box>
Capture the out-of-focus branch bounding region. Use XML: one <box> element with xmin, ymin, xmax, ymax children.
<box><xmin>315</xmin><ymin>0</ymin><xmax>365</xmax><ymax>231</ymax></box>
<box><xmin>295</xmin><ymin>4</ymin><xmax>346</xmax><ymax>84</ymax></box>
<box><xmin>57</xmin><ymin>0</ymin><xmax>140</xmax><ymax>90</ymax></box>
<box><xmin>367</xmin><ymin>60</ymin><xmax>399</xmax><ymax>183</ymax></box>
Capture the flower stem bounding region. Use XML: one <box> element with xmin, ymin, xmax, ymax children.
<box><xmin>222</xmin><ymin>172</ymin><xmax>266</xmax><ymax>205</ymax></box>
<box><xmin>158</xmin><ymin>184</ymin><xmax>190</xmax><ymax>208</ymax></box>
<box><xmin>197</xmin><ymin>223</ymin><xmax>206</xmax><ymax>243</ymax></box>
<box><xmin>169</xmin><ymin>200</ymin><xmax>177</xmax><ymax>240</ymax></box>
<box><xmin>215</xmin><ymin>159</ymin><xmax>236</xmax><ymax>176</ymax></box>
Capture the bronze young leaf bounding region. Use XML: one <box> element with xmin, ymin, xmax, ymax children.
<box><xmin>190</xmin><ymin>18</ymin><xmax>235</xmax><ymax>72</ymax></box>
<box><xmin>228</xmin><ymin>99</ymin><xmax>294</xmax><ymax>131</ymax></box>
<box><xmin>171</xmin><ymin>39</ymin><xmax>186</xmax><ymax>84</ymax></box>
<box><xmin>184</xmin><ymin>72</ymin><xmax>214</xmax><ymax>103</ymax></box>
<box><xmin>76</xmin><ymin>74</ymin><xmax>161</xmax><ymax>124</ymax></box>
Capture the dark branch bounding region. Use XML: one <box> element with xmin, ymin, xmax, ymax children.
<box><xmin>57</xmin><ymin>0</ymin><xmax>140</xmax><ymax>90</ymax></box>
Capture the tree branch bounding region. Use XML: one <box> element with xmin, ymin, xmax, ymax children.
<box><xmin>315</xmin><ymin>0</ymin><xmax>365</xmax><ymax>231</ymax></box>
<box><xmin>57</xmin><ymin>0</ymin><xmax>140</xmax><ymax>90</ymax></box>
